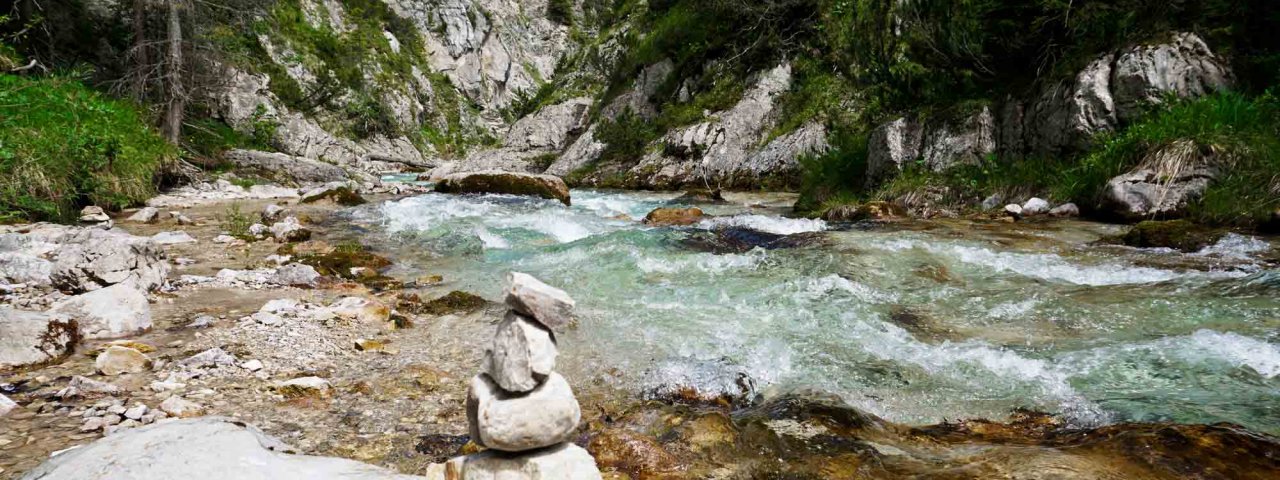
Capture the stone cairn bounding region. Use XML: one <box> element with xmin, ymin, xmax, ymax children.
<box><xmin>437</xmin><ymin>272</ymin><xmax>602</xmax><ymax>479</ymax></box>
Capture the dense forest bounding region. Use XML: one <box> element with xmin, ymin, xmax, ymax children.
<box><xmin>3</xmin><ymin>0</ymin><xmax>1279</xmax><ymax>226</ymax></box>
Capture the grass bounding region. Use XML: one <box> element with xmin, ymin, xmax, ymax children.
<box><xmin>0</xmin><ymin>74</ymin><xmax>174</xmax><ymax>222</ymax></box>
<box><xmin>218</xmin><ymin>203</ymin><xmax>255</xmax><ymax>239</ymax></box>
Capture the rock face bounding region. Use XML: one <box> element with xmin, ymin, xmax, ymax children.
<box><xmin>865</xmin><ymin>107</ymin><xmax>996</xmax><ymax>187</ymax></box>
<box><xmin>50</xmin><ymin>229</ymin><xmax>168</xmax><ymax>293</ymax></box>
<box><xmin>504</xmin><ymin>272</ymin><xmax>575</xmax><ymax>330</ymax></box>
<box><xmin>18</xmin><ymin>417</ymin><xmax>423</xmax><ymax>479</ymax></box>
<box><xmin>466</xmin><ymin>372</ymin><xmax>581</xmax><ymax>452</ymax></box>
<box><xmin>459</xmin><ymin>443</ymin><xmax>602</xmax><ymax>480</ymax></box>
<box><xmin>223</xmin><ymin>149</ymin><xmax>351</xmax><ymax>185</ymax></box>
<box><xmin>48</xmin><ymin>282</ymin><xmax>152</xmax><ymax>339</ymax></box>
<box><xmin>1111</xmin><ymin>32</ymin><xmax>1233</xmax><ymax>122</ymax></box>
<box><xmin>0</xmin><ymin>308</ymin><xmax>76</xmax><ymax>370</ymax></box>
<box><xmin>431</xmin><ymin>98</ymin><xmax>593</xmax><ymax>178</ymax></box>
<box><xmin>484</xmin><ymin>312</ymin><xmax>558</xmax><ymax>393</ymax></box>
<box><xmin>435</xmin><ymin>171</ymin><xmax>571</xmax><ymax>206</ymax></box>
<box><xmin>1100</xmin><ymin>140</ymin><xmax>1216</xmax><ymax>219</ymax></box>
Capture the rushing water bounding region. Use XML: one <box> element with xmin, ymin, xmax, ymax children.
<box><xmin>350</xmin><ymin>182</ymin><xmax>1280</xmax><ymax>435</ymax></box>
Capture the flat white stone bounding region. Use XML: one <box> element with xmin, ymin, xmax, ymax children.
<box><xmin>504</xmin><ymin>272</ymin><xmax>575</xmax><ymax>330</ymax></box>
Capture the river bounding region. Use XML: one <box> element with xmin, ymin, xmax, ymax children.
<box><xmin>348</xmin><ymin>182</ymin><xmax>1280</xmax><ymax>436</ymax></box>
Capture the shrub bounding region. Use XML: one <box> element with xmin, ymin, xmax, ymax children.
<box><xmin>0</xmin><ymin>74</ymin><xmax>173</xmax><ymax>222</ymax></box>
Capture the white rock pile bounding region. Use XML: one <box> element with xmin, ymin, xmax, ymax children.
<box><xmin>436</xmin><ymin>272</ymin><xmax>601</xmax><ymax>479</ymax></box>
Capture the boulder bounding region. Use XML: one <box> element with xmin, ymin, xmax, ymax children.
<box><xmin>158</xmin><ymin>396</ymin><xmax>205</xmax><ymax>418</ymax></box>
<box><xmin>1003</xmin><ymin>204</ymin><xmax>1024</xmax><ymax>218</ymax></box>
<box><xmin>270</xmin><ymin>217</ymin><xmax>313</xmax><ymax>243</ymax></box>
<box><xmin>1100</xmin><ymin>140</ymin><xmax>1215</xmax><ymax>220</ymax></box>
<box><xmin>0</xmin><ymin>252</ymin><xmax>53</xmax><ymax>286</ymax></box>
<box><xmin>49</xmin><ymin>282</ymin><xmax>152</xmax><ymax>339</ymax></box>
<box><xmin>435</xmin><ymin>171</ymin><xmax>571</xmax><ymax>206</ymax></box>
<box><xmin>271</xmin><ymin>263</ymin><xmax>320</xmax><ymax>287</ymax></box>
<box><xmin>643</xmin><ymin>207</ymin><xmax>705</xmax><ymax>226</ymax></box>
<box><xmin>821</xmin><ymin>201</ymin><xmax>903</xmax><ymax>222</ymax></box>
<box><xmin>299</xmin><ymin>183</ymin><xmax>367</xmax><ymax>206</ymax></box>
<box><xmin>1050</xmin><ymin>203</ymin><xmax>1080</xmax><ymax>217</ymax></box>
<box><xmin>466</xmin><ymin>372</ymin><xmax>581</xmax><ymax>452</ymax></box>
<box><xmin>1021</xmin><ymin>198</ymin><xmax>1051</xmax><ymax>215</ymax></box>
<box><xmin>0</xmin><ymin>308</ymin><xmax>76</xmax><ymax>370</ymax></box>
<box><xmin>223</xmin><ymin>149</ymin><xmax>350</xmax><ymax>185</ymax></box>
<box><xmin>18</xmin><ymin>417</ymin><xmax>423</xmax><ymax>479</ymax></box>
<box><xmin>1119</xmin><ymin>220</ymin><xmax>1223</xmax><ymax>252</ymax></box>
<box><xmin>127</xmin><ymin>207</ymin><xmax>160</xmax><ymax>224</ymax></box>
<box><xmin>504</xmin><ymin>272</ymin><xmax>575</xmax><ymax>330</ymax></box>
<box><xmin>50</xmin><ymin>229</ymin><xmax>168</xmax><ymax>293</ymax></box>
<box><xmin>484</xmin><ymin>311</ymin><xmax>558</xmax><ymax>393</ymax></box>
<box><xmin>95</xmin><ymin>346</ymin><xmax>150</xmax><ymax>376</ymax></box>
<box><xmin>920</xmin><ymin>106</ymin><xmax>997</xmax><ymax>172</ymax></box>
<box><xmin>458</xmin><ymin>443</ymin><xmax>603</xmax><ymax>480</ymax></box>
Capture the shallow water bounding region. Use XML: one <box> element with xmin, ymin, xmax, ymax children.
<box><xmin>351</xmin><ymin>183</ymin><xmax>1280</xmax><ymax>435</ymax></box>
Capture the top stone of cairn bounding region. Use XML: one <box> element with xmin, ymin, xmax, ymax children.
<box><xmin>504</xmin><ymin>272</ymin><xmax>575</xmax><ymax>330</ymax></box>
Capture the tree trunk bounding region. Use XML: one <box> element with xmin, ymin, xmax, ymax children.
<box><xmin>132</xmin><ymin>0</ymin><xmax>148</xmax><ymax>99</ymax></box>
<box><xmin>163</xmin><ymin>0</ymin><xmax>184</xmax><ymax>144</ymax></box>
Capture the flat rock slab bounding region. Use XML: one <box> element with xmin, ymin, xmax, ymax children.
<box><xmin>435</xmin><ymin>171</ymin><xmax>571</xmax><ymax>206</ymax></box>
<box><xmin>19</xmin><ymin>417</ymin><xmax>425</xmax><ymax>479</ymax></box>
<box><xmin>49</xmin><ymin>282</ymin><xmax>152</xmax><ymax>339</ymax></box>
<box><xmin>504</xmin><ymin>272</ymin><xmax>574</xmax><ymax>331</ymax></box>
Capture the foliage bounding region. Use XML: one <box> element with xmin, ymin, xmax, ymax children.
<box><xmin>548</xmin><ymin>0</ymin><xmax>576</xmax><ymax>26</ymax></box>
<box><xmin>594</xmin><ymin>109</ymin><xmax>659</xmax><ymax>167</ymax></box>
<box><xmin>795</xmin><ymin>126</ymin><xmax>869</xmax><ymax>214</ymax></box>
<box><xmin>218</xmin><ymin>202</ymin><xmax>255</xmax><ymax>239</ymax></box>
<box><xmin>0</xmin><ymin>74</ymin><xmax>173</xmax><ymax>222</ymax></box>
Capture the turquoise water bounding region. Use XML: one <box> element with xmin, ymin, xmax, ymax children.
<box><xmin>351</xmin><ymin>186</ymin><xmax>1280</xmax><ymax>434</ymax></box>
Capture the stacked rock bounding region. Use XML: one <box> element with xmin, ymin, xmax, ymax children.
<box><xmin>456</xmin><ymin>272</ymin><xmax>602</xmax><ymax>479</ymax></box>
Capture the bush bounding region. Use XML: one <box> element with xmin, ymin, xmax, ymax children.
<box><xmin>0</xmin><ymin>74</ymin><xmax>173</xmax><ymax>222</ymax></box>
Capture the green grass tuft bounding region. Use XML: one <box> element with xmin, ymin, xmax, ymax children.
<box><xmin>0</xmin><ymin>74</ymin><xmax>173</xmax><ymax>222</ymax></box>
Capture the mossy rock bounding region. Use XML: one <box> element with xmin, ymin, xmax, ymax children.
<box><xmin>643</xmin><ymin>207</ymin><xmax>705</xmax><ymax>226</ymax></box>
<box><xmin>300</xmin><ymin>186</ymin><xmax>367</xmax><ymax>206</ymax></box>
<box><xmin>435</xmin><ymin>171</ymin><xmax>571</xmax><ymax>206</ymax></box>
<box><xmin>669</xmin><ymin>188</ymin><xmax>727</xmax><ymax>204</ymax></box>
<box><xmin>1119</xmin><ymin>220</ymin><xmax>1223</xmax><ymax>252</ymax></box>
<box><xmin>296</xmin><ymin>245</ymin><xmax>393</xmax><ymax>277</ymax></box>
<box><xmin>402</xmin><ymin>291</ymin><xmax>488</xmax><ymax>316</ymax></box>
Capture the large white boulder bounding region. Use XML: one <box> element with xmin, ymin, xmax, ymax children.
<box><xmin>18</xmin><ymin>417</ymin><xmax>424</xmax><ymax>479</ymax></box>
<box><xmin>0</xmin><ymin>308</ymin><xmax>76</xmax><ymax>369</ymax></box>
<box><xmin>50</xmin><ymin>229</ymin><xmax>168</xmax><ymax>293</ymax></box>
<box><xmin>466</xmin><ymin>373</ymin><xmax>581</xmax><ymax>452</ymax></box>
<box><xmin>504</xmin><ymin>272</ymin><xmax>574</xmax><ymax>331</ymax></box>
<box><xmin>484</xmin><ymin>311</ymin><xmax>557</xmax><ymax>393</ymax></box>
<box><xmin>49</xmin><ymin>282</ymin><xmax>152</xmax><ymax>339</ymax></box>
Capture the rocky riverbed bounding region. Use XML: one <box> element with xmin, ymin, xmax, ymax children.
<box><xmin>2</xmin><ymin>178</ymin><xmax>1279</xmax><ymax>479</ymax></box>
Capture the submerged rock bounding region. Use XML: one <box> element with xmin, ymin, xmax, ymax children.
<box><xmin>466</xmin><ymin>372</ymin><xmax>581</xmax><ymax>452</ymax></box>
<box><xmin>19</xmin><ymin>417</ymin><xmax>422</xmax><ymax>479</ymax></box>
<box><xmin>681</xmin><ymin>227</ymin><xmax>824</xmax><ymax>254</ymax></box>
<box><xmin>1119</xmin><ymin>220</ymin><xmax>1224</xmax><ymax>252</ymax></box>
<box><xmin>643</xmin><ymin>207</ymin><xmax>705</xmax><ymax>226</ymax></box>
<box><xmin>435</xmin><ymin>171</ymin><xmax>571</xmax><ymax>206</ymax></box>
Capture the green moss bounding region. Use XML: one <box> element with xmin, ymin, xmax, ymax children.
<box><xmin>416</xmin><ymin>291</ymin><xmax>487</xmax><ymax>316</ymax></box>
<box><xmin>0</xmin><ymin>75</ymin><xmax>174</xmax><ymax>222</ymax></box>
<box><xmin>1118</xmin><ymin>220</ymin><xmax>1224</xmax><ymax>252</ymax></box>
<box><xmin>296</xmin><ymin>242</ymin><xmax>393</xmax><ymax>277</ymax></box>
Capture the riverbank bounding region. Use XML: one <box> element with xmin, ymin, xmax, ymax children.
<box><xmin>2</xmin><ymin>179</ymin><xmax>1279</xmax><ymax>479</ymax></box>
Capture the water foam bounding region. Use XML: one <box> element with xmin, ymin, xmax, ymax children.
<box><xmin>698</xmin><ymin>214</ymin><xmax>827</xmax><ymax>235</ymax></box>
<box><xmin>1195</xmin><ymin>233</ymin><xmax>1273</xmax><ymax>260</ymax></box>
